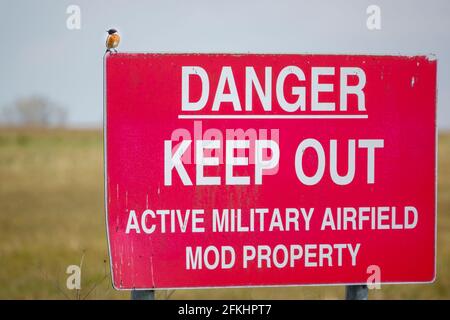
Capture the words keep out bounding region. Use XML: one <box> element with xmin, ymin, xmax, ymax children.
<box><xmin>164</xmin><ymin>138</ymin><xmax>384</xmax><ymax>186</ymax></box>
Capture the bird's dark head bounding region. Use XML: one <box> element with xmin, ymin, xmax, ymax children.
<box><xmin>107</xmin><ymin>29</ymin><xmax>118</xmax><ymax>35</ymax></box>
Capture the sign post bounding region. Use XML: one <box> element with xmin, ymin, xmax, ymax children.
<box><xmin>131</xmin><ymin>289</ymin><xmax>154</xmax><ymax>300</ymax></box>
<box><xmin>345</xmin><ymin>285</ymin><xmax>368</xmax><ymax>300</ymax></box>
<box><xmin>104</xmin><ymin>53</ymin><xmax>436</xmax><ymax>296</ymax></box>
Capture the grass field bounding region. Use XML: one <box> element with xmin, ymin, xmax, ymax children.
<box><xmin>0</xmin><ymin>128</ymin><xmax>449</xmax><ymax>299</ymax></box>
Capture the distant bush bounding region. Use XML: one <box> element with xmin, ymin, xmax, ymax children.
<box><xmin>1</xmin><ymin>96</ymin><xmax>67</xmax><ymax>128</ymax></box>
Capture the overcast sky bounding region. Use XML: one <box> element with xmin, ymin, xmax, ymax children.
<box><xmin>0</xmin><ymin>0</ymin><xmax>449</xmax><ymax>128</ymax></box>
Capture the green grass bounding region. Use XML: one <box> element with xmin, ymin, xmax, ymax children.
<box><xmin>0</xmin><ymin>128</ymin><xmax>449</xmax><ymax>299</ymax></box>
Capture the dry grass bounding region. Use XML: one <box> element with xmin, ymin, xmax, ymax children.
<box><xmin>0</xmin><ymin>128</ymin><xmax>448</xmax><ymax>299</ymax></box>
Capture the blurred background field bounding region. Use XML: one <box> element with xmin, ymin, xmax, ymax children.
<box><xmin>0</xmin><ymin>128</ymin><xmax>448</xmax><ymax>299</ymax></box>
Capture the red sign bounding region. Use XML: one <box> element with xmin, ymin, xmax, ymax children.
<box><xmin>105</xmin><ymin>53</ymin><xmax>436</xmax><ymax>289</ymax></box>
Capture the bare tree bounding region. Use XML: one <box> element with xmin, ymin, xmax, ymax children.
<box><xmin>1</xmin><ymin>96</ymin><xmax>68</xmax><ymax>128</ymax></box>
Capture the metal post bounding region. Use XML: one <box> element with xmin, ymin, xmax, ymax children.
<box><xmin>131</xmin><ymin>290</ymin><xmax>155</xmax><ymax>300</ymax></box>
<box><xmin>345</xmin><ymin>285</ymin><xmax>368</xmax><ymax>300</ymax></box>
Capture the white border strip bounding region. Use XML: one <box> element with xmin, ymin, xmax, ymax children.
<box><xmin>103</xmin><ymin>52</ymin><xmax>118</xmax><ymax>290</ymax></box>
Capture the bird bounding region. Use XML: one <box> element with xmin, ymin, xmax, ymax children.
<box><xmin>106</xmin><ymin>29</ymin><xmax>120</xmax><ymax>53</ymax></box>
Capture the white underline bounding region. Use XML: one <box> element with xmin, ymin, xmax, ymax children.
<box><xmin>178</xmin><ymin>114</ymin><xmax>368</xmax><ymax>120</ymax></box>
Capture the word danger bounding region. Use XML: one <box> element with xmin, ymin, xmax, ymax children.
<box><xmin>186</xmin><ymin>243</ymin><xmax>361</xmax><ymax>270</ymax></box>
<box><xmin>164</xmin><ymin>138</ymin><xmax>384</xmax><ymax>186</ymax></box>
<box><xmin>181</xmin><ymin>66</ymin><xmax>366</xmax><ymax>112</ymax></box>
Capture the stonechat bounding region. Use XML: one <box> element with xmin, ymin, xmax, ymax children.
<box><xmin>106</xmin><ymin>29</ymin><xmax>120</xmax><ymax>53</ymax></box>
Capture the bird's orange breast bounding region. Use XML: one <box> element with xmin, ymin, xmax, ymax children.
<box><xmin>106</xmin><ymin>34</ymin><xmax>120</xmax><ymax>49</ymax></box>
